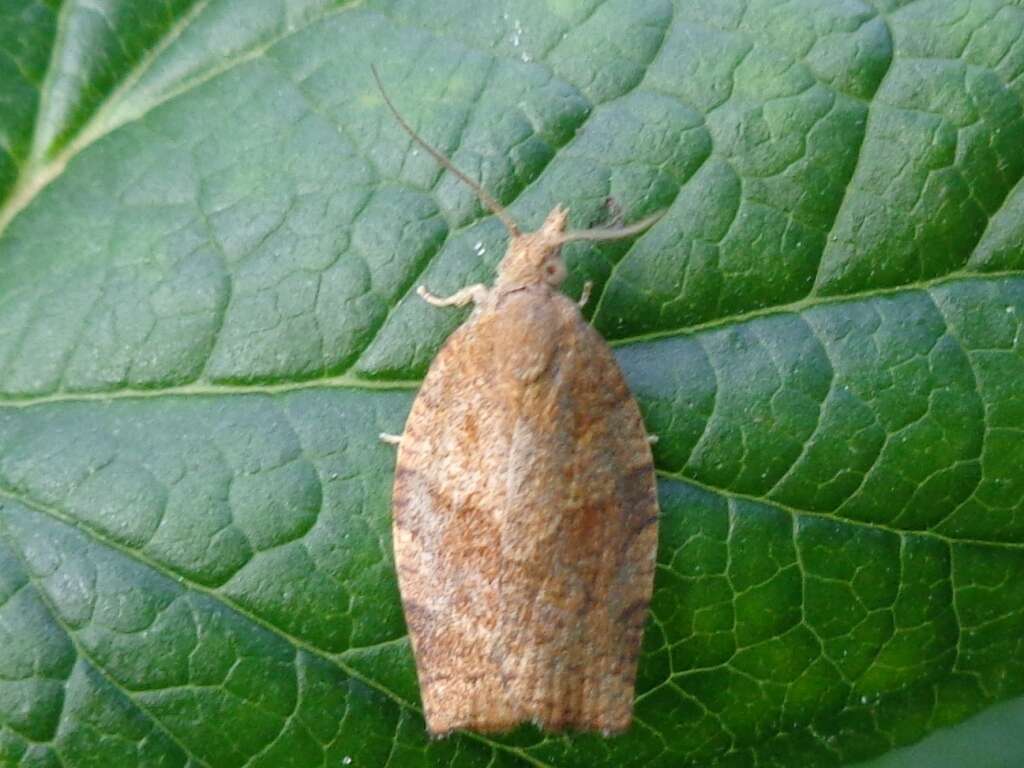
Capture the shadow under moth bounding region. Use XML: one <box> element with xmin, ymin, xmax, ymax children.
<box><xmin>375</xmin><ymin>66</ymin><xmax>660</xmax><ymax>736</ymax></box>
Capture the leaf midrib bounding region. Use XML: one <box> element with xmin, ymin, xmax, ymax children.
<box><xmin>661</xmin><ymin>470</ymin><xmax>1024</xmax><ymax>552</ymax></box>
<box><xmin>0</xmin><ymin>268</ymin><xmax>1018</xmax><ymax>406</ymax></box>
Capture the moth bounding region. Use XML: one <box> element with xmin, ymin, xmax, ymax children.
<box><xmin>374</xmin><ymin>67</ymin><xmax>660</xmax><ymax>736</ymax></box>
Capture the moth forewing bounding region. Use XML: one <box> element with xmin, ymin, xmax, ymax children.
<box><xmin>375</xmin><ymin>67</ymin><xmax>661</xmax><ymax>735</ymax></box>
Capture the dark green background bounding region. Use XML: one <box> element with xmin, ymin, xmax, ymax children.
<box><xmin>1</xmin><ymin>1</ymin><xmax>1023</xmax><ymax>766</ymax></box>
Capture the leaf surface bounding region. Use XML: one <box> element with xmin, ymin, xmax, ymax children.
<box><xmin>1</xmin><ymin>1</ymin><xmax>1023</xmax><ymax>766</ymax></box>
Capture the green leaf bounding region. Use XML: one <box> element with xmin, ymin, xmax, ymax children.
<box><xmin>1</xmin><ymin>1</ymin><xmax>1023</xmax><ymax>766</ymax></box>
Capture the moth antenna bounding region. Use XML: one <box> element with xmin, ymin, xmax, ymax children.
<box><xmin>558</xmin><ymin>210</ymin><xmax>665</xmax><ymax>243</ymax></box>
<box><xmin>371</xmin><ymin>65</ymin><xmax>521</xmax><ymax>238</ymax></box>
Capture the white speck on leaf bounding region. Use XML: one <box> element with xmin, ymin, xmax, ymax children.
<box><xmin>511</xmin><ymin>18</ymin><xmax>523</xmax><ymax>47</ymax></box>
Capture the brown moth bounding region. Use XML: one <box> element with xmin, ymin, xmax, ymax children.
<box><xmin>374</xmin><ymin>67</ymin><xmax>660</xmax><ymax>736</ymax></box>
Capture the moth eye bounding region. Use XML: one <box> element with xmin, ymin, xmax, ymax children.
<box><xmin>545</xmin><ymin>264</ymin><xmax>557</xmax><ymax>275</ymax></box>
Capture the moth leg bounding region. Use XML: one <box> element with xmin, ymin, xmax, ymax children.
<box><xmin>379</xmin><ymin>433</ymin><xmax>402</xmax><ymax>445</ymax></box>
<box><xmin>648</xmin><ymin>434</ymin><xmax>659</xmax><ymax>445</ymax></box>
<box><xmin>578</xmin><ymin>280</ymin><xmax>593</xmax><ymax>308</ymax></box>
<box><xmin>417</xmin><ymin>283</ymin><xmax>488</xmax><ymax>308</ymax></box>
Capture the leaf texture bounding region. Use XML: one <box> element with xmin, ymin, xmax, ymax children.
<box><xmin>1</xmin><ymin>1</ymin><xmax>1023</xmax><ymax>766</ymax></box>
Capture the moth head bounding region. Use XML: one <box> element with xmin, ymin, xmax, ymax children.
<box><xmin>371</xmin><ymin>68</ymin><xmax>664</xmax><ymax>297</ymax></box>
<box><xmin>496</xmin><ymin>205</ymin><xmax>570</xmax><ymax>290</ymax></box>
